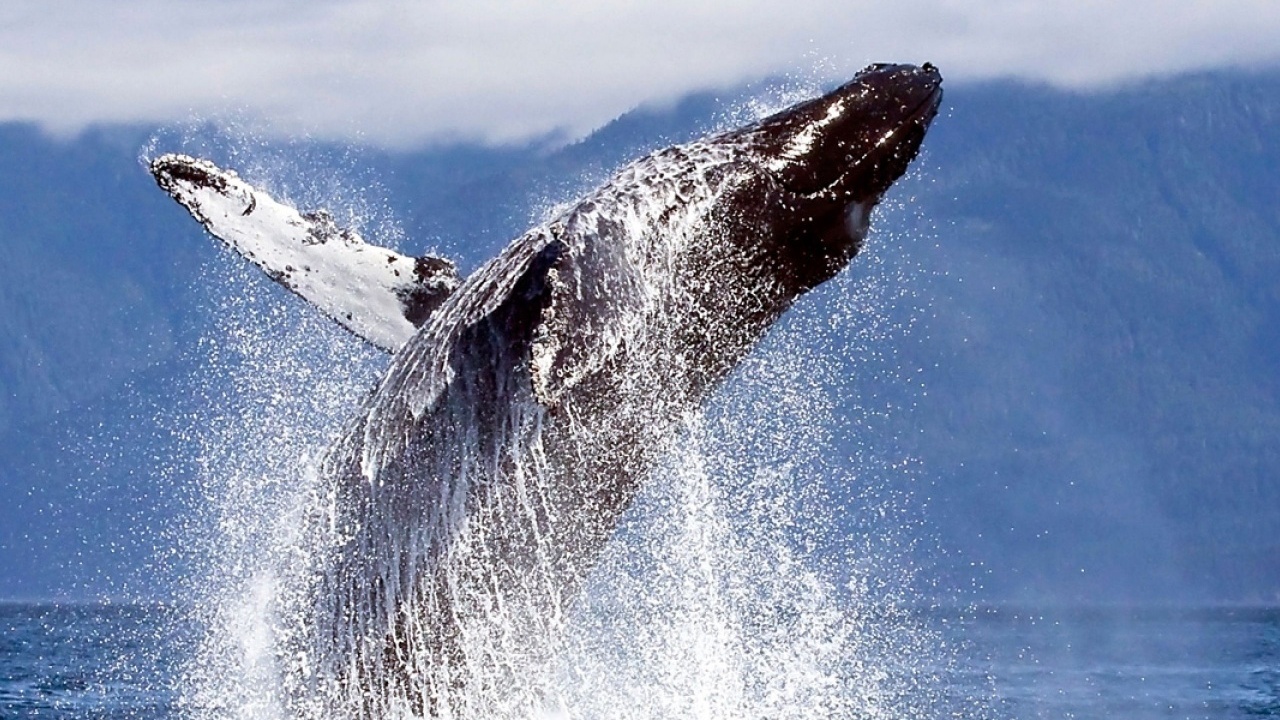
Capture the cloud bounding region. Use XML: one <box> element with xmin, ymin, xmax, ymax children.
<box><xmin>2</xmin><ymin>0</ymin><xmax>1279</xmax><ymax>147</ymax></box>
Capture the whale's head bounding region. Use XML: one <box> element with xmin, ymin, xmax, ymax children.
<box><xmin>529</xmin><ymin>64</ymin><xmax>942</xmax><ymax>408</ymax></box>
<box><xmin>730</xmin><ymin>62</ymin><xmax>943</xmax><ymax>293</ymax></box>
<box><xmin>753</xmin><ymin>63</ymin><xmax>942</xmax><ymax>201</ymax></box>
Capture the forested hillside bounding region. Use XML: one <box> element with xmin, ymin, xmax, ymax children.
<box><xmin>1</xmin><ymin>70</ymin><xmax>1275</xmax><ymax>602</ymax></box>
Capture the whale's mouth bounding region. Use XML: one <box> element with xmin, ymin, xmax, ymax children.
<box><xmin>749</xmin><ymin>63</ymin><xmax>943</xmax><ymax>205</ymax></box>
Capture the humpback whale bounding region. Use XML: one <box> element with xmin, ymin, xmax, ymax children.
<box><xmin>151</xmin><ymin>62</ymin><xmax>942</xmax><ymax>717</ymax></box>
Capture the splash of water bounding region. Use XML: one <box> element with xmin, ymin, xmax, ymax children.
<box><xmin>172</xmin><ymin>261</ymin><xmax>382</xmax><ymax>719</ymax></box>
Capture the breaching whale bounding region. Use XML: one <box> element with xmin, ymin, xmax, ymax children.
<box><xmin>151</xmin><ymin>62</ymin><xmax>942</xmax><ymax>717</ymax></box>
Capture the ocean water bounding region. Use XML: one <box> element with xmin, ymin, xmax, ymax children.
<box><xmin>2</xmin><ymin>602</ymin><xmax>1276</xmax><ymax>719</ymax></box>
<box><xmin>0</xmin><ymin>603</ymin><xmax>191</xmax><ymax>719</ymax></box>
<box><xmin>965</xmin><ymin>607</ymin><xmax>1280</xmax><ymax>719</ymax></box>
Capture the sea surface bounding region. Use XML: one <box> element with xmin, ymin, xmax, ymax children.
<box><xmin>2</xmin><ymin>602</ymin><xmax>1277</xmax><ymax>719</ymax></box>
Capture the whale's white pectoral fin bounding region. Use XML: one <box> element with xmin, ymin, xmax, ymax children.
<box><xmin>150</xmin><ymin>153</ymin><xmax>459</xmax><ymax>353</ymax></box>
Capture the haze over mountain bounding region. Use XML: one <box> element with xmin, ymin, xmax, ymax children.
<box><xmin>0</xmin><ymin>69</ymin><xmax>1276</xmax><ymax>604</ymax></box>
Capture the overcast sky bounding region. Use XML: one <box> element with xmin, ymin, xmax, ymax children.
<box><xmin>2</xmin><ymin>0</ymin><xmax>1278</xmax><ymax>148</ymax></box>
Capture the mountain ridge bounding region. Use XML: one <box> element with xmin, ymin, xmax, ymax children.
<box><xmin>0</xmin><ymin>68</ymin><xmax>1276</xmax><ymax>602</ymax></box>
